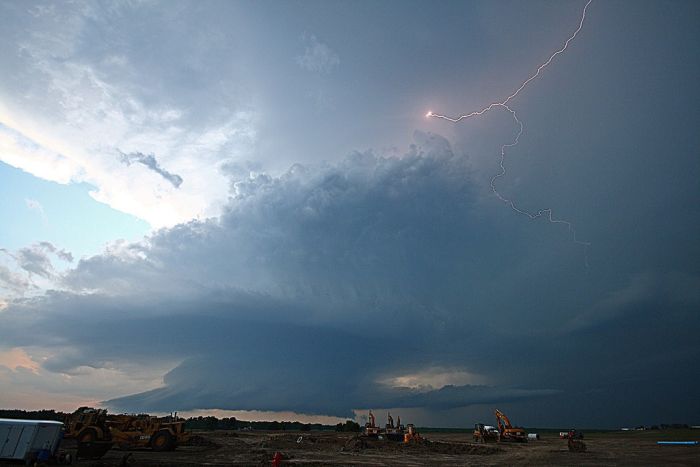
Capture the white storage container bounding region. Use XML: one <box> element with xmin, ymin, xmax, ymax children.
<box><xmin>0</xmin><ymin>418</ymin><xmax>63</xmax><ymax>461</ymax></box>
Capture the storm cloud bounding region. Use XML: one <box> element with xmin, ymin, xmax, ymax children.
<box><xmin>2</xmin><ymin>131</ymin><xmax>698</xmax><ymax>425</ymax></box>
<box><xmin>0</xmin><ymin>0</ymin><xmax>698</xmax><ymax>427</ymax></box>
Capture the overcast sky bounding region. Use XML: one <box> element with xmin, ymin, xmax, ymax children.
<box><xmin>1</xmin><ymin>0</ymin><xmax>698</xmax><ymax>428</ymax></box>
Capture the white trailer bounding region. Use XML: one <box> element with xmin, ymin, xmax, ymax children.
<box><xmin>0</xmin><ymin>418</ymin><xmax>64</xmax><ymax>463</ymax></box>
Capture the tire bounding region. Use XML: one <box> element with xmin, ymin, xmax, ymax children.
<box><xmin>151</xmin><ymin>430</ymin><xmax>176</xmax><ymax>451</ymax></box>
<box><xmin>78</xmin><ymin>427</ymin><xmax>99</xmax><ymax>443</ymax></box>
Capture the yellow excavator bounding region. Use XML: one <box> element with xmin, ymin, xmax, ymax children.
<box><xmin>494</xmin><ymin>409</ymin><xmax>527</xmax><ymax>442</ymax></box>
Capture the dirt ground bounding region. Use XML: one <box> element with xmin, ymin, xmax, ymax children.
<box><xmin>66</xmin><ymin>429</ymin><xmax>699</xmax><ymax>466</ymax></box>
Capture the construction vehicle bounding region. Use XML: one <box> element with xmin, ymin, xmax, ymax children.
<box><xmin>107</xmin><ymin>413</ymin><xmax>188</xmax><ymax>451</ymax></box>
<box><xmin>473</xmin><ymin>423</ymin><xmax>500</xmax><ymax>443</ymax></box>
<box><xmin>64</xmin><ymin>407</ymin><xmax>188</xmax><ymax>452</ymax></box>
<box><xmin>363</xmin><ymin>410</ymin><xmax>380</xmax><ymax>437</ymax></box>
<box><xmin>384</xmin><ymin>412</ymin><xmax>406</xmax><ymax>441</ymax></box>
<box><xmin>567</xmin><ymin>430</ymin><xmax>587</xmax><ymax>452</ymax></box>
<box><xmin>560</xmin><ymin>429</ymin><xmax>584</xmax><ymax>440</ymax></box>
<box><xmin>494</xmin><ymin>409</ymin><xmax>527</xmax><ymax>442</ymax></box>
<box><xmin>63</xmin><ymin>407</ymin><xmax>114</xmax><ymax>459</ymax></box>
<box><xmin>64</xmin><ymin>407</ymin><xmax>111</xmax><ymax>443</ymax></box>
<box><xmin>403</xmin><ymin>424</ymin><xmax>423</xmax><ymax>443</ymax></box>
<box><xmin>385</xmin><ymin>412</ymin><xmax>394</xmax><ymax>432</ymax></box>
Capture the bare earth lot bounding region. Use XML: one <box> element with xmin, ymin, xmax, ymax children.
<box><xmin>70</xmin><ymin>430</ymin><xmax>699</xmax><ymax>466</ymax></box>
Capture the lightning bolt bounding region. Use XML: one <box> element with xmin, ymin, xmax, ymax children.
<box><xmin>428</xmin><ymin>0</ymin><xmax>593</xmax><ymax>264</ymax></box>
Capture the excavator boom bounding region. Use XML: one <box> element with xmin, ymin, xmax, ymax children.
<box><xmin>494</xmin><ymin>409</ymin><xmax>512</xmax><ymax>430</ymax></box>
<box><xmin>493</xmin><ymin>409</ymin><xmax>527</xmax><ymax>443</ymax></box>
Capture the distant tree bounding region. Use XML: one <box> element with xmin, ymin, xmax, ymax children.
<box><xmin>336</xmin><ymin>420</ymin><xmax>360</xmax><ymax>432</ymax></box>
<box><xmin>205</xmin><ymin>416</ymin><xmax>218</xmax><ymax>430</ymax></box>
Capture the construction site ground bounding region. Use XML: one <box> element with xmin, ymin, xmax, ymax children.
<box><xmin>66</xmin><ymin>429</ymin><xmax>699</xmax><ymax>466</ymax></box>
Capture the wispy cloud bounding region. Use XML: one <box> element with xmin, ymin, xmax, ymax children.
<box><xmin>16</xmin><ymin>242</ymin><xmax>73</xmax><ymax>279</ymax></box>
<box><xmin>0</xmin><ymin>264</ymin><xmax>32</xmax><ymax>295</ymax></box>
<box><xmin>25</xmin><ymin>198</ymin><xmax>48</xmax><ymax>225</ymax></box>
<box><xmin>119</xmin><ymin>151</ymin><xmax>183</xmax><ymax>188</ymax></box>
<box><xmin>0</xmin><ymin>242</ymin><xmax>72</xmax><ymax>298</ymax></box>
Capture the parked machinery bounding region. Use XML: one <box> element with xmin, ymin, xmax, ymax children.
<box><xmin>561</xmin><ymin>429</ymin><xmax>584</xmax><ymax>440</ymax></box>
<box><xmin>63</xmin><ymin>407</ymin><xmax>113</xmax><ymax>459</ymax></box>
<box><xmin>384</xmin><ymin>412</ymin><xmax>406</xmax><ymax>441</ymax></box>
<box><xmin>363</xmin><ymin>410</ymin><xmax>380</xmax><ymax>437</ymax></box>
<box><xmin>566</xmin><ymin>430</ymin><xmax>587</xmax><ymax>452</ymax></box>
<box><xmin>107</xmin><ymin>413</ymin><xmax>188</xmax><ymax>451</ymax></box>
<box><xmin>403</xmin><ymin>424</ymin><xmax>422</xmax><ymax>443</ymax></box>
<box><xmin>494</xmin><ymin>409</ymin><xmax>527</xmax><ymax>442</ymax></box>
<box><xmin>64</xmin><ymin>408</ymin><xmax>188</xmax><ymax>452</ymax></box>
<box><xmin>63</xmin><ymin>407</ymin><xmax>111</xmax><ymax>443</ymax></box>
<box><xmin>473</xmin><ymin>423</ymin><xmax>500</xmax><ymax>443</ymax></box>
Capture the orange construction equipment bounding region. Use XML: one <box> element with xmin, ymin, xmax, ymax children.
<box><xmin>384</xmin><ymin>412</ymin><xmax>406</xmax><ymax>441</ymax></box>
<box><xmin>364</xmin><ymin>410</ymin><xmax>380</xmax><ymax>437</ymax></box>
<box><xmin>494</xmin><ymin>409</ymin><xmax>527</xmax><ymax>443</ymax></box>
<box><xmin>386</xmin><ymin>412</ymin><xmax>394</xmax><ymax>430</ymax></box>
<box><xmin>403</xmin><ymin>424</ymin><xmax>422</xmax><ymax>443</ymax></box>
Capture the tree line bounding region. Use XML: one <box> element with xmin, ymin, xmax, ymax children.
<box><xmin>184</xmin><ymin>416</ymin><xmax>360</xmax><ymax>432</ymax></box>
<box><xmin>0</xmin><ymin>409</ymin><xmax>360</xmax><ymax>432</ymax></box>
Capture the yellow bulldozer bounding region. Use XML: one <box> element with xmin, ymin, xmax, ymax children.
<box><xmin>64</xmin><ymin>407</ymin><xmax>188</xmax><ymax>452</ymax></box>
